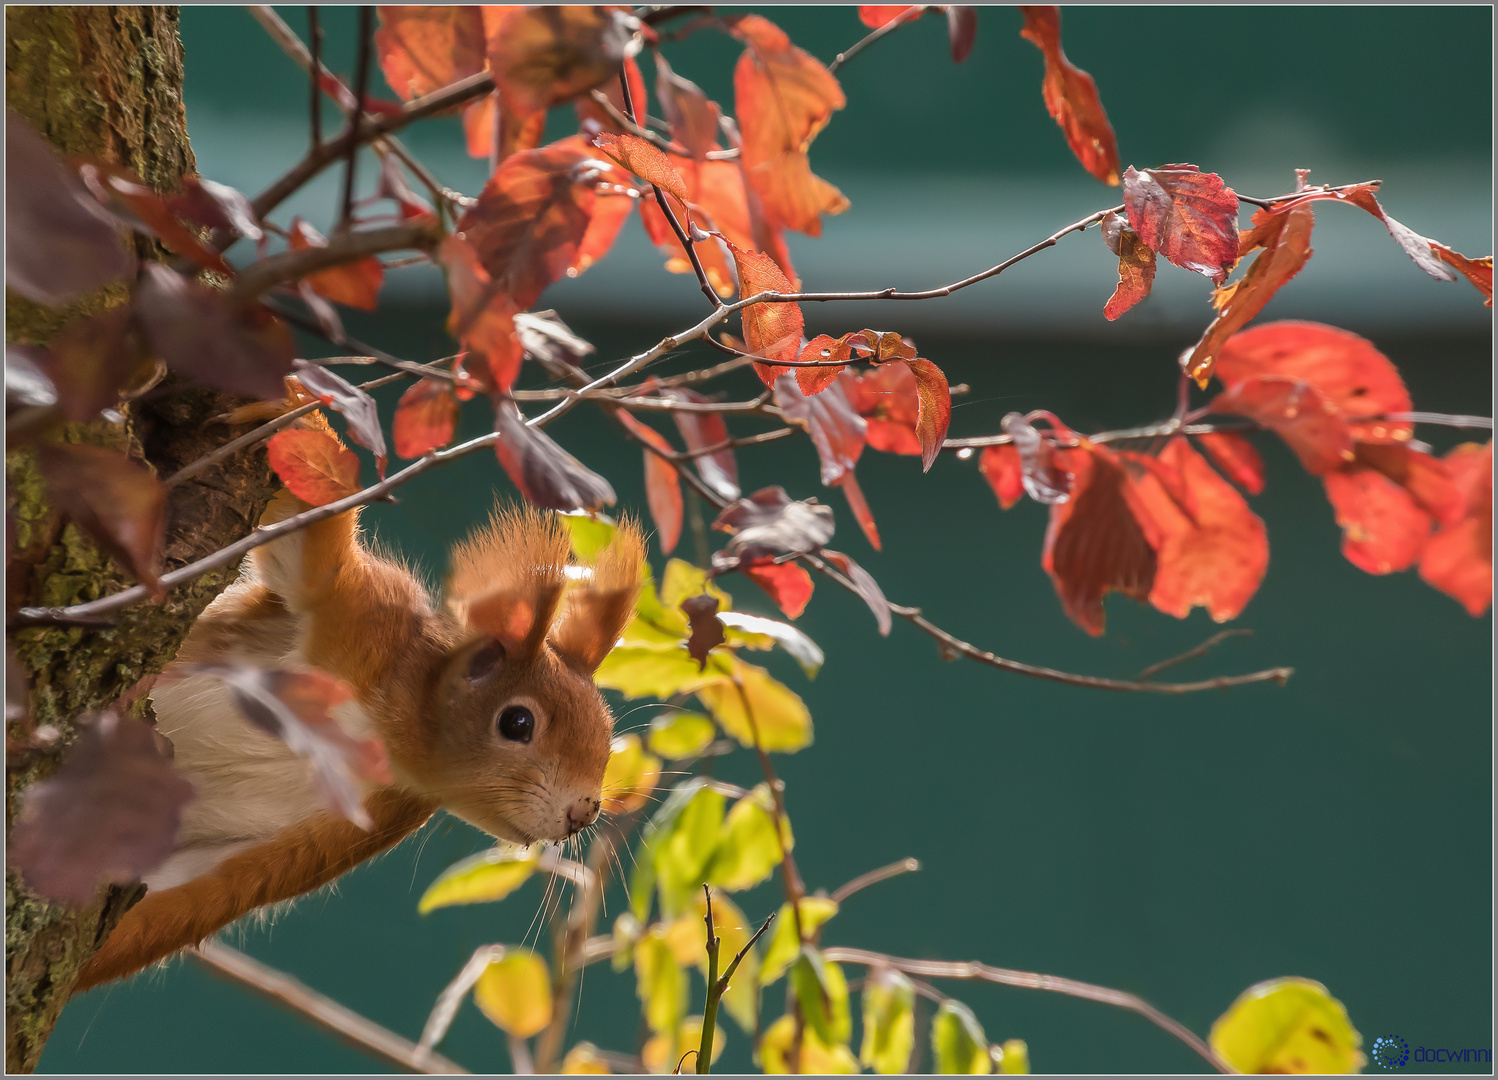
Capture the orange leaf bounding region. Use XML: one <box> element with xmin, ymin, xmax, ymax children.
<box><xmin>570</xmin><ymin>188</ymin><xmax>635</xmax><ymax>277</ymax></box>
<box><xmin>741</xmin><ymin>559</ymin><xmax>814</xmax><ymax>619</ymax></box>
<box><xmin>732</xmin><ymin>15</ymin><xmax>850</xmax><ymax>236</ymax></box>
<box><xmin>1193</xmin><ymin>432</ymin><xmax>1265</xmax><ymax>495</ymax></box>
<box><xmin>1353</xmin><ymin>443</ymin><xmax>1463</xmax><ymax>527</ymax></box>
<box><xmin>859</xmin><ymin>6</ymin><xmax>922</xmax><ymax>28</ymax></box>
<box><xmin>1121</xmin><ymin>438</ymin><xmax>1268</xmax><ymax>624</ymax></box>
<box><xmin>837</xmin><ymin>471</ymin><xmax>881</xmax><ymax>551</ymax></box>
<box><xmin>725</xmin><ymin>239</ymin><xmax>804</xmax><ymax>386</ymax></box>
<box><xmin>393</xmin><ymin>377</ymin><xmax>459</xmax><ymax>458</ymax></box>
<box><xmin>1019</xmin><ymin>7</ymin><xmax>1120</xmax><ymax>186</ymax></box>
<box><xmin>1181</xmin><ymin>202</ymin><xmax>1314</xmax><ymax>385</ymax></box>
<box><xmin>1213</xmin><ymin>322</ymin><xmax>1414</xmax><ymax>444</ymax></box>
<box><xmin>593</xmin><ymin>132</ymin><xmax>688</xmax><ymax>203</ymax></box>
<box><xmin>841</xmin><ymin>365</ymin><xmax>922</xmax><ymax>456</ymax></box>
<box><xmin>288</xmin><ymin>218</ymin><xmax>383</xmax><ymax>311</ymax></box>
<box><xmin>638</xmin><ymin>187</ymin><xmax>738</xmax><ymax>297</ymax></box>
<box><xmin>1100</xmin><ymin>211</ymin><xmax>1156</xmax><ymax>320</ymax></box>
<box><xmin>616</xmin><ymin>413</ymin><xmax>684</xmax><ymax>555</ymax></box>
<box><xmin>575</xmin><ymin>55</ymin><xmax>648</xmax><ymax>135</ymax></box>
<box><xmin>1121</xmin><ymin>164</ymin><xmax>1240</xmax><ymax>285</ymax></box>
<box><xmin>905</xmin><ymin>358</ymin><xmax>951</xmax><ymax>472</ymax></box>
<box><xmin>1322</xmin><ymin>462</ymin><xmax>1432</xmax><ymax>575</ymax></box>
<box><xmin>1429</xmin><ymin>242</ymin><xmax>1493</xmax><ymax>305</ymax></box>
<box><xmin>795</xmin><ymin>334</ymin><xmax>853</xmax><ymax>396</ymax></box>
<box><xmin>438</xmin><ymin>234</ymin><xmax>523</xmax><ymax>393</ymax></box>
<box><xmin>266</xmin><ymin>428</ymin><xmax>361</xmax><ymax>507</ymax></box>
<box><xmin>979</xmin><ymin>444</ymin><xmax>1025</xmax><ymax>509</ymax></box>
<box><xmin>654</xmin><ymin>52</ymin><xmax>721</xmax><ymax>166</ymax></box>
<box><xmin>1211</xmin><ymin>375</ymin><xmax>1353</xmax><ymax>475</ymax></box>
<box><xmin>1419</xmin><ymin>441</ymin><xmax>1492</xmax><ymax>615</ymax></box>
<box><xmin>1042</xmin><ymin>446</ymin><xmax>1155</xmax><ymax>635</ymax></box>
<box><xmin>488</xmin><ymin>7</ymin><xmax>633</xmax><ymax>128</ymax></box>
<box><xmin>375</xmin><ymin>7</ymin><xmax>487</xmax><ymax>100</ymax></box>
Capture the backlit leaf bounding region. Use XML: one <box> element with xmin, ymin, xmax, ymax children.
<box><xmin>997</xmin><ymin>1039</ymin><xmax>1030</xmax><ymax>1074</ymax></box>
<box><xmin>642</xmin><ymin>1016</ymin><xmax>726</xmax><ymax>1073</ymax></box>
<box><xmin>861</xmin><ymin>968</ymin><xmax>916</xmax><ymax>1074</ymax></box>
<box><xmin>932</xmin><ymin>1000</ymin><xmax>992</xmax><ymax>1074</ymax></box>
<box><xmin>601</xmin><ymin>733</ymin><xmax>662</xmax><ymax>816</ymax></box>
<box><xmin>718</xmin><ymin>611</ymin><xmax>824</xmax><ymax>676</ymax></box>
<box><xmin>760</xmin><ymin>1013</ymin><xmax>860</xmax><ymax>1074</ymax></box>
<box><xmin>696</xmin><ymin>658</ymin><xmax>812</xmax><ymax>752</ymax></box>
<box><xmin>905</xmin><ymin>358</ymin><xmax>952</xmax><ymax>472</ymax></box>
<box><xmin>859</xmin><ymin>6</ymin><xmax>922</xmax><ymax>29</ymax></box>
<box><xmin>439</xmin><ymin>234</ymin><xmax>523</xmax><ymax>394</ymax></box>
<box><xmin>1429</xmin><ymin>242</ymin><xmax>1493</xmax><ymax>305</ymax></box>
<box><xmin>633</xmin><ymin>928</ymin><xmax>687</xmax><ymax>1028</ymax></box>
<box><xmin>593</xmin><ymin>132</ymin><xmax>688</xmax><ymax>203</ymax></box>
<box><xmin>393</xmin><ymin>377</ymin><xmax>459</xmax><ymax>458</ymax></box>
<box><xmin>727</xmin><ymin>240</ymin><xmax>804</xmax><ymax>385</ymax></box>
<box><xmin>293</xmin><ymin>359</ymin><xmax>387</xmax><ymax>476</ymax></box>
<box><xmin>1194</xmin><ymin>432</ymin><xmax>1266</xmax><ymax>495</ymax></box>
<box><xmin>654</xmin><ymin>783</ymin><xmax>727</xmax><ymax>917</ymax></box>
<box><xmin>375</xmin><ymin>6</ymin><xmax>486</xmax><ymax>100</ymax></box>
<box><xmin>838</xmin><ymin>472</ymin><xmax>881</xmax><ymax>551</ymax></box>
<box><xmin>288</xmin><ymin>218</ymin><xmax>384</xmax><ymax>311</ymax></box>
<box><xmin>741</xmin><ymin>560</ymin><xmax>816</xmax><ymax>620</ymax></box>
<box><xmin>492</xmin><ymin>397</ymin><xmax>616</xmax><ymax>512</ymax></box>
<box><xmin>1322</xmin><ymin>461</ymin><xmax>1432</xmax><ymax>575</ymax></box>
<box><xmin>267</xmin><ymin>428</ymin><xmax>362</xmax><ymax>507</ymax></box>
<box><xmin>979</xmin><ymin>444</ymin><xmax>1025</xmax><ymax>509</ymax></box>
<box><xmin>1211</xmin><ymin>376</ymin><xmax>1353</xmax><ymax>475</ymax></box>
<box><xmin>1019</xmin><ymin>7</ymin><xmax>1119</xmax><ymax>185</ymax></box>
<box><xmin>661</xmin><ymin>558</ymin><xmax>734</xmax><ymax>612</ymax></box>
<box><xmin>655</xmin><ymin>52</ymin><xmax>722</xmax><ymax>166</ymax></box>
<box><xmin>489</xmin><ymin>7</ymin><xmax>638</xmax><ymax>130</ymax></box>
<box><xmin>647</xmin><ymin>711</ymin><xmax>717</xmax><ymax>760</ymax></box>
<box><xmin>560</xmin><ymin>1043</ymin><xmax>612</xmax><ymax>1074</ymax></box>
<box><xmin>1419</xmin><ymin>441</ymin><xmax>1492</xmax><ymax>616</ymax></box>
<box><xmin>418</xmin><ymin>846</ymin><xmax>538</xmax><ymax>913</ymax></box>
<box><xmin>761</xmin><ymin>896</ymin><xmax>840</xmax><ymax>985</ymax></box>
<box><xmin>594</xmin><ymin>645</ymin><xmax>723</xmax><ymax>700</ymax></box>
<box><xmin>842</xmin><ymin>365</ymin><xmax>923</xmax><ymax>456</ymax></box>
<box><xmin>1210</xmin><ymin>977</ymin><xmax>1363</xmax><ymax>1074</ymax></box>
<box><xmin>791</xmin><ymin>947</ymin><xmax>851</xmax><ymax>1047</ymax></box>
<box><xmin>1100</xmin><ymin>210</ymin><xmax>1156</xmax><ymax>319</ymax></box>
<box><xmin>9</xmin><ymin>710</ymin><xmax>193</xmax><ymax>907</ymax></box>
<box><xmin>1352</xmin><ymin>443</ymin><xmax>1462</xmax><ymax>526</ymax></box>
<box><xmin>705</xmin><ymin>782</ymin><xmax>792</xmax><ymax>893</ymax></box>
<box><xmin>78</xmin><ymin>162</ymin><xmax>233</xmax><ymax>275</ymax></box>
<box><xmin>616</xmin><ymin>412</ymin><xmax>683</xmax><ymax>555</ymax></box>
<box><xmin>474</xmin><ymin>951</ymin><xmax>553</xmax><ymax>1038</ymax></box>
<box><xmin>36</xmin><ymin>441</ymin><xmax>166</xmax><ymax>593</ymax></box>
<box><xmin>1122</xmin><ymin>164</ymin><xmax>1240</xmax><ymax>285</ymax></box>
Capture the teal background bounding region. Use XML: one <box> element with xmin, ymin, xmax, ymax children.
<box><xmin>39</xmin><ymin>5</ymin><xmax>1492</xmax><ymax>1075</ymax></box>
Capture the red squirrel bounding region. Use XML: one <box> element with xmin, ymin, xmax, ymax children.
<box><xmin>74</xmin><ymin>410</ymin><xmax>643</xmax><ymax>991</ymax></box>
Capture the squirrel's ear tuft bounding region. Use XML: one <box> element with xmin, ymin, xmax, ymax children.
<box><xmin>447</xmin><ymin>505</ymin><xmax>570</xmax><ymax>661</ymax></box>
<box><xmin>551</xmin><ymin>515</ymin><xmax>645</xmax><ymax>674</ymax></box>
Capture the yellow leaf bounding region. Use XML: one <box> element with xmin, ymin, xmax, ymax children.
<box><xmin>601</xmin><ymin>734</ymin><xmax>661</xmax><ymax>815</ymax></box>
<box><xmin>634</xmin><ymin>927</ymin><xmax>686</xmax><ymax>1034</ymax></box>
<box><xmin>473</xmin><ymin>952</ymin><xmax>552</xmax><ymax>1038</ymax></box>
<box><xmin>1210</xmin><ymin>977</ymin><xmax>1364</xmax><ymax>1074</ymax></box>
<box><xmin>559</xmin><ymin>510</ymin><xmax>615</xmax><ymax>561</ymax></box>
<box><xmin>418</xmin><ymin>846</ymin><xmax>538</xmax><ymax>913</ymax></box>
<box><xmin>647</xmin><ymin>711</ymin><xmax>717</xmax><ymax>759</ymax></box>
<box><xmin>594</xmin><ymin>645</ymin><xmax>723</xmax><ymax>699</ymax></box>
<box><xmin>661</xmin><ymin>557</ymin><xmax>733</xmax><ymax>610</ymax></box>
<box><xmin>791</xmin><ymin>947</ymin><xmax>851</xmax><ymax>1046</ymax></box>
<box><xmin>561</xmin><ymin>1042</ymin><xmax>612</xmax><ymax>1074</ymax></box>
<box><xmin>655</xmin><ymin>784</ymin><xmax>726</xmax><ymax>918</ymax></box>
<box><xmin>861</xmin><ymin>967</ymin><xmax>916</xmax><ymax>1074</ymax></box>
<box><xmin>706</xmin><ymin>783</ymin><xmax>792</xmax><ymax>893</ymax></box>
<box><xmin>760</xmin><ymin>896</ymin><xmax>839</xmax><ymax>986</ymax></box>
<box><xmin>997</xmin><ymin>1038</ymin><xmax>1030</xmax><ymax>1074</ymax></box>
<box><xmin>759</xmin><ymin>1014</ymin><xmax>860</xmax><ymax>1074</ymax></box>
<box><xmin>664</xmin><ymin>890</ymin><xmax>761</xmax><ymax>1032</ymax></box>
<box><xmin>932</xmin><ymin>1001</ymin><xmax>992</xmax><ymax>1074</ymax></box>
<box><xmin>695</xmin><ymin>658</ymin><xmax>812</xmax><ymax>752</ymax></box>
<box><xmin>642</xmin><ymin>1015</ymin><xmax>726</xmax><ymax>1073</ymax></box>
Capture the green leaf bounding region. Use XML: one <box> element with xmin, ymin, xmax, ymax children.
<box><xmin>474</xmin><ymin>951</ymin><xmax>552</xmax><ymax>1038</ymax></box>
<box><xmin>705</xmin><ymin>783</ymin><xmax>792</xmax><ymax>893</ymax></box>
<box><xmin>647</xmin><ymin>710</ymin><xmax>717</xmax><ymax>759</ymax></box>
<box><xmin>631</xmin><ymin>778</ymin><xmax>710</xmax><ymax>922</ymax></box>
<box><xmin>861</xmin><ymin>968</ymin><xmax>916</xmax><ymax>1074</ymax></box>
<box><xmin>594</xmin><ymin>644</ymin><xmax>724</xmax><ymax>698</ymax></box>
<box><xmin>417</xmin><ymin>846</ymin><xmax>538</xmax><ymax>914</ymax></box>
<box><xmin>1209</xmin><ymin>977</ymin><xmax>1364</xmax><ymax>1074</ymax></box>
<box><xmin>655</xmin><ymin>782</ymin><xmax>726</xmax><ymax>917</ymax></box>
<box><xmin>633</xmin><ymin>926</ymin><xmax>686</xmax><ymax>1034</ymax></box>
<box><xmin>932</xmin><ymin>1000</ymin><xmax>993</xmax><ymax>1074</ymax></box>
<box><xmin>997</xmin><ymin>1038</ymin><xmax>1029</xmax><ymax>1074</ymax></box>
<box><xmin>695</xmin><ymin>658</ymin><xmax>813</xmax><ymax>752</ymax></box>
<box><xmin>718</xmin><ymin>611</ymin><xmax>824</xmax><ymax>677</ymax></box>
<box><xmin>760</xmin><ymin>896</ymin><xmax>839</xmax><ymax>986</ymax></box>
<box><xmin>661</xmin><ymin>557</ymin><xmax>733</xmax><ymax>610</ymax></box>
<box><xmin>559</xmin><ymin>509</ymin><xmax>615</xmax><ymax>561</ymax></box>
<box><xmin>791</xmin><ymin>946</ymin><xmax>851</xmax><ymax>1046</ymax></box>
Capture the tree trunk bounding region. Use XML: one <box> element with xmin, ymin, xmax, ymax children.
<box><xmin>5</xmin><ymin>9</ymin><xmax>278</xmax><ymax>1071</ymax></box>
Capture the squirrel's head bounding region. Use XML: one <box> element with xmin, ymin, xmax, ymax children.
<box><xmin>415</xmin><ymin>505</ymin><xmax>643</xmax><ymax>846</ymax></box>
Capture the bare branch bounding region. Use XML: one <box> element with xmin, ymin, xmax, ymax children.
<box><xmin>1137</xmin><ymin>629</ymin><xmax>1253</xmax><ymax>681</ymax></box>
<box><xmin>227</xmin><ymin>222</ymin><xmax>436</xmax><ymax>305</ymax></box>
<box><xmin>830</xmin><ymin>857</ymin><xmax>921</xmax><ymax>905</ymax></box>
<box><xmin>828</xmin><ymin>7</ymin><xmax>922</xmax><ymax>73</ymax></box>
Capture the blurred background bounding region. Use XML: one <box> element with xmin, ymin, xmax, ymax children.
<box><xmin>42</xmin><ymin>6</ymin><xmax>1492</xmax><ymax>1074</ymax></box>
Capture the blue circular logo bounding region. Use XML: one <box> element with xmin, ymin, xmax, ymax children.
<box><xmin>1372</xmin><ymin>1035</ymin><xmax>1409</xmax><ymax>1069</ymax></box>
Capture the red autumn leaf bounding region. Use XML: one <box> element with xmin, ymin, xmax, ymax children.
<box><xmin>9</xmin><ymin>710</ymin><xmax>194</xmax><ymax>908</ymax></box>
<box><xmin>681</xmin><ymin>593</ymin><xmax>726</xmax><ymax>669</ymax></box>
<box><xmin>489</xmin><ymin>6</ymin><xmax>636</xmax><ymax>131</ymax></box>
<box><xmin>133</xmin><ymin>264</ymin><xmax>295</xmax><ymax>400</ymax></box>
<box><xmin>859</xmin><ymin>6</ymin><xmax>923</xmax><ymax>28</ymax></box>
<box><xmin>1042</xmin><ymin>445</ymin><xmax>1155</xmax><ymax>635</ymax></box>
<box><xmin>654</xmin><ymin>385</ymin><xmax>741</xmax><ymax>501</ymax></box>
<box><xmin>77</xmin><ymin>162</ymin><xmax>235</xmax><ymax>277</ymax></box>
<box><xmin>462</xmin><ymin>94</ymin><xmax>547</xmax><ymax>162</ymax></box>
<box><xmin>1122</xmin><ymin>164</ymin><xmax>1240</xmax><ymax>285</ymax></box>
<box><xmin>1212</xmin><ymin>322</ymin><xmax>1414</xmax><ymax>444</ymax></box>
<box><xmin>438</xmin><ymin>233</ymin><xmax>523</xmax><ymax>394</ymax></box>
<box><xmin>979</xmin><ymin>444</ymin><xmax>1025</xmax><ymax>510</ymax></box>
<box><xmin>288</xmin><ymin>218</ymin><xmax>384</xmax><ymax>311</ymax></box>
<box><xmin>1429</xmin><ymin>242</ymin><xmax>1493</xmax><ymax>305</ymax></box>
<box><xmin>291</xmin><ymin>359</ymin><xmax>387</xmax><ymax>477</ymax></box>
<box><xmin>40</xmin><ymin>306</ymin><xmax>145</xmax><ymax>423</ymax></box>
<box><xmin>772</xmin><ymin>373</ymin><xmax>867</xmax><ymax>486</ymax></box>
<box><xmin>946</xmin><ymin>7</ymin><xmax>978</xmax><ymax>62</ymax></box>
<box><xmin>6</xmin><ymin>115</ymin><xmax>135</xmax><ymax>306</ymax></box>
<box><xmin>393</xmin><ymin>377</ymin><xmax>460</xmax><ymax>458</ymax></box>
<box><xmin>654</xmin><ymin>53</ymin><xmax>721</xmax><ymax>167</ymax></box>
<box><xmin>35</xmin><ymin>441</ymin><xmax>167</xmax><ymax>594</ymax></box>
<box><xmin>1193</xmin><ymin>431</ymin><xmax>1265</xmax><ymax>495</ymax></box>
<box><xmin>570</xmin><ymin>187</ymin><xmax>636</xmax><ymax>277</ymax></box>
<box><xmin>848</xmin><ymin>329</ymin><xmax>919</xmax><ymax>363</ymax></box>
<box><xmin>837</xmin><ymin>471</ymin><xmax>881</xmax><ymax>551</ymax></box>
<box><xmin>905</xmin><ymin>358</ymin><xmax>952</xmax><ymax>473</ymax></box>
<box><xmin>1419</xmin><ymin>441</ymin><xmax>1492</xmax><ymax>615</ymax></box>
<box><xmin>726</xmin><ymin>239</ymin><xmax>804</xmax><ymax>385</ymax></box>
<box><xmin>1019</xmin><ymin>7</ymin><xmax>1119</xmax><ymax>186</ymax></box>
<box><xmin>1121</xmin><ymin>438</ymin><xmax>1269</xmax><ymax>623</ymax></box>
<box><xmin>593</xmin><ymin>132</ymin><xmax>688</xmax><ymax>203</ymax></box>
<box><xmin>576</xmin><ymin>54</ymin><xmax>647</xmax><ymax>135</ymax></box>
<box><xmin>637</xmin><ymin>182</ymin><xmax>738</xmax><ymax>297</ymax></box>
<box><xmin>492</xmin><ymin>397</ymin><xmax>616</xmax><ymax>512</ymax></box>
<box><xmin>1322</xmin><ymin>461</ymin><xmax>1432</xmax><ymax>575</ymax></box>
<box><xmin>166</xmin><ymin>176</ymin><xmax>262</xmax><ymax>241</ymax></box>
<box><xmin>266</xmin><ymin>428</ymin><xmax>362</xmax><ymax>508</ymax></box>
<box><xmin>822</xmin><ymin>548</ymin><xmax>891</xmax><ymax>636</ymax></box>
<box><xmin>841</xmin><ymin>365</ymin><xmax>922</xmax><ymax>456</ymax></box>
<box><xmin>1352</xmin><ymin>442</ymin><xmax>1463</xmax><ymax>527</ymax></box>
<box><xmin>375</xmin><ymin>6</ymin><xmax>487</xmax><ymax>101</ymax></box>
<box><xmin>1211</xmin><ymin>375</ymin><xmax>1353</xmax><ymax>475</ymax></box>
<box><xmin>741</xmin><ymin>559</ymin><xmax>814</xmax><ymax>620</ymax></box>
<box><xmin>1181</xmin><ymin>201</ymin><xmax>1315</xmax><ymax>385</ymax></box>
<box><xmin>1261</xmin><ymin>181</ymin><xmax>1460</xmax><ymax>284</ymax></box>
<box><xmin>1100</xmin><ymin>211</ymin><xmax>1156</xmax><ymax>320</ymax></box>
<box><xmin>732</xmin><ymin>15</ymin><xmax>849</xmax><ymax>236</ymax></box>
<box><xmin>795</xmin><ymin>334</ymin><xmax>854</xmax><ymax>396</ymax></box>
<box><xmin>1001</xmin><ymin>412</ymin><xmax>1071</xmax><ymax>503</ymax></box>
<box><xmin>711</xmin><ymin>486</ymin><xmax>836</xmax><ymax>568</ymax></box>
<box><xmin>616</xmin><ymin>412</ymin><xmax>684</xmax><ymax>555</ymax></box>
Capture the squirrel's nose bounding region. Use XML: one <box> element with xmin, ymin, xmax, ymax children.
<box><xmin>565</xmin><ymin>797</ymin><xmax>601</xmax><ymax>836</ymax></box>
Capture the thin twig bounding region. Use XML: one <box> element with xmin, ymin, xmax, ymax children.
<box><xmin>227</xmin><ymin>222</ymin><xmax>436</xmax><ymax>304</ymax></box>
<box><xmin>828</xmin><ymin>6</ymin><xmax>922</xmax><ymax>73</ymax></box>
<box><xmin>1137</xmin><ymin>629</ymin><xmax>1253</xmax><ymax>681</ymax></box>
<box><xmin>191</xmin><ymin>940</ymin><xmax>466</xmax><ymax>1075</ymax></box>
<box><xmin>820</xmin><ymin>946</ymin><xmax>1231</xmax><ymax>1074</ymax></box>
<box><xmin>697</xmin><ymin>885</ymin><xmax>720</xmax><ymax>1074</ymax></box>
<box><xmin>829</xmin><ymin>857</ymin><xmax>921</xmax><ymax>905</ymax></box>
<box><xmin>307</xmin><ymin>7</ymin><xmax>322</xmax><ymax>149</ymax></box>
<box><xmin>338</xmin><ymin>7</ymin><xmax>375</xmax><ymax>229</ymax></box>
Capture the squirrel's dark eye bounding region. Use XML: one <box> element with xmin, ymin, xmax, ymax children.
<box><xmin>497</xmin><ymin>705</ymin><xmax>534</xmax><ymax>744</ymax></box>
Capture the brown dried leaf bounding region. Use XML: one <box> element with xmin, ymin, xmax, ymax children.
<box><xmin>36</xmin><ymin>441</ymin><xmax>166</xmax><ymax>594</ymax></box>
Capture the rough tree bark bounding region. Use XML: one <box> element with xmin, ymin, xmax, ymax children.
<box><xmin>5</xmin><ymin>9</ymin><xmax>277</xmax><ymax>1071</ymax></box>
